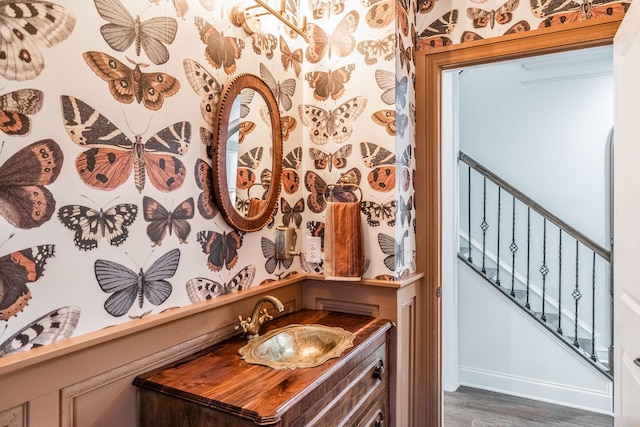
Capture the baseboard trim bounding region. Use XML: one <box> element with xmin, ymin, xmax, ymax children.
<box><xmin>459</xmin><ymin>365</ymin><xmax>613</xmax><ymax>415</ymax></box>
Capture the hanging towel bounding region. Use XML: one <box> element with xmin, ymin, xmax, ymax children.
<box><xmin>324</xmin><ymin>201</ymin><xmax>364</xmax><ymax>281</ymax></box>
<box><xmin>247</xmin><ymin>198</ymin><xmax>266</xmax><ymax>217</ymax></box>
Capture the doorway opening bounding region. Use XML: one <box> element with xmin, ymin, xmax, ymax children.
<box><xmin>441</xmin><ymin>45</ymin><xmax>614</xmax><ymax>415</ymax></box>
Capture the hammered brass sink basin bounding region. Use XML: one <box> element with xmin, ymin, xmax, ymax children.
<box><xmin>238</xmin><ymin>324</ymin><xmax>356</xmax><ymax>369</ymax></box>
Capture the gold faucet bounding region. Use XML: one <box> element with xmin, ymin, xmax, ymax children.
<box><xmin>236</xmin><ymin>295</ymin><xmax>285</xmax><ymax>338</ymax></box>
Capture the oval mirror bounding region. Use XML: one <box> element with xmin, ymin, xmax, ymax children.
<box><xmin>212</xmin><ymin>74</ymin><xmax>282</xmax><ymax>232</ymax></box>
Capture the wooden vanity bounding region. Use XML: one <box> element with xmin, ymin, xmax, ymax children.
<box><xmin>133</xmin><ymin>310</ymin><xmax>392</xmax><ymax>426</ymax></box>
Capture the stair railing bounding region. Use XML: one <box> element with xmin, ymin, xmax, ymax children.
<box><xmin>459</xmin><ymin>151</ymin><xmax>612</xmax><ymax>379</ymax></box>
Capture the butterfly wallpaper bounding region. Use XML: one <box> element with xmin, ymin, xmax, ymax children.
<box><xmin>0</xmin><ymin>0</ymin><xmax>627</xmax><ymax>358</ymax></box>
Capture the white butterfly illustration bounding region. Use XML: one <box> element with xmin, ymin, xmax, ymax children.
<box><xmin>260</xmin><ymin>62</ymin><xmax>296</xmax><ymax>112</ymax></box>
<box><xmin>0</xmin><ymin>1</ymin><xmax>75</xmax><ymax>81</ymax></box>
<box><xmin>298</xmin><ymin>96</ymin><xmax>367</xmax><ymax>145</ymax></box>
<box><xmin>185</xmin><ymin>265</ymin><xmax>256</xmax><ymax>303</ymax></box>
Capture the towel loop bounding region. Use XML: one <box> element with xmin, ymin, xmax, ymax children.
<box><xmin>248</xmin><ymin>176</ymin><xmax>271</xmax><ymax>199</ymax></box>
<box><xmin>325</xmin><ymin>173</ymin><xmax>363</xmax><ymax>203</ymax></box>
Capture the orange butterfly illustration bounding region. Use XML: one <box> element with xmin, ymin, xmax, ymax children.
<box><xmin>417</xmin><ymin>10</ymin><xmax>458</xmax><ymax>50</ymax></box>
<box><xmin>252</xmin><ymin>32</ymin><xmax>277</xmax><ymax>59</ymax></box>
<box><xmin>371</xmin><ymin>110</ymin><xmax>396</xmax><ymax>136</ymax></box>
<box><xmin>305</xmin><ymin>64</ymin><xmax>355</xmax><ymax>101</ymax></box>
<box><xmin>362</xmin><ymin>0</ymin><xmax>409</xmax><ymax>36</ymax></box>
<box><xmin>461</xmin><ymin>20</ymin><xmax>530</xmax><ymax>42</ymax></box>
<box><xmin>61</xmin><ymin>95</ymin><xmax>190</xmax><ymax>193</ymax></box>
<box><xmin>281</xmin><ymin>197</ymin><xmax>304</xmax><ymax>228</ymax></box>
<box><xmin>260</xmin><ymin>108</ymin><xmax>297</xmax><ymax>142</ymax></box>
<box><xmin>195</xmin><ymin>16</ymin><xmax>245</xmax><ymax>75</ymax></box>
<box><xmin>311</xmin><ymin>0</ymin><xmax>345</xmax><ymax>19</ymax></box>
<box><xmin>0</xmin><ymin>89</ymin><xmax>43</xmax><ymax>136</ymax></box>
<box><xmin>236</xmin><ymin>147</ymin><xmax>263</xmax><ymax>190</ymax></box>
<box><xmin>83</xmin><ymin>51</ymin><xmax>180</xmax><ymax>111</ymax></box>
<box><xmin>531</xmin><ymin>0</ymin><xmax>628</xmax><ymax>28</ymax></box>
<box><xmin>282</xmin><ymin>147</ymin><xmax>301</xmax><ymax>195</ymax></box>
<box><xmin>194</xmin><ymin>158</ymin><xmax>218</xmax><ymax>219</ymax></box>
<box><xmin>280</xmin><ymin>35</ymin><xmax>302</xmax><ymax>77</ymax></box>
<box><xmin>309</xmin><ymin>144</ymin><xmax>352</xmax><ymax>171</ymax></box>
<box><xmin>467</xmin><ymin>0</ymin><xmax>519</xmax><ymax>29</ymax></box>
<box><xmin>306</xmin><ymin>10</ymin><xmax>359</xmax><ymax>63</ymax></box>
<box><xmin>360</xmin><ymin>142</ymin><xmax>411</xmax><ymax>193</ymax></box>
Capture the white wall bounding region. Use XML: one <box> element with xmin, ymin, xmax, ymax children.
<box><xmin>459</xmin><ymin>46</ymin><xmax>613</xmax><ymax>248</ymax></box>
<box><xmin>457</xmin><ymin>261</ymin><xmax>613</xmax><ymax>413</ymax></box>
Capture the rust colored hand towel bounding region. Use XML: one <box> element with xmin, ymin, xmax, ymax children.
<box><xmin>247</xmin><ymin>198</ymin><xmax>266</xmax><ymax>217</ymax></box>
<box><xmin>324</xmin><ymin>201</ymin><xmax>364</xmax><ymax>281</ymax></box>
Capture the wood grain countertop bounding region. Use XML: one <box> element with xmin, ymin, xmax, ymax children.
<box><xmin>133</xmin><ymin>310</ymin><xmax>392</xmax><ymax>425</ymax></box>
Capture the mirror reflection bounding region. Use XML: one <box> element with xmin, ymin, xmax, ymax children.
<box><xmin>212</xmin><ymin>74</ymin><xmax>282</xmax><ymax>232</ymax></box>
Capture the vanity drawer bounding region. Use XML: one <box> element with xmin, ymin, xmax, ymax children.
<box><xmin>287</xmin><ymin>341</ymin><xmax>387</xmax><ymax>427</ymax></box>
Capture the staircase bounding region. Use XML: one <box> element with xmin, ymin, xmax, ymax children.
<box><xmin>458</xmin><ymin>151</ymin><xmax>612</xmax><ymax>380</ymax></box>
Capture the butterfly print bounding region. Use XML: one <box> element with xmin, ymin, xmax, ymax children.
<box><xmin>307</xmin><ymin>220</ymin><xmax>325</xmax><ymax>252</ymax></box>
<box><xmin>396</xmin><ymin>112</ymin><xmax>409</xmax><ymax>139</ymax></box>
<box><xmin>281</xmin><ymin>147</ymin><xmax>301</xmax><ymax>194</ymax></box>
<box><xmin>362</xmin><ymin>0</ymin><xmax>409</xmax><ymax>36</ymax></box>
<box><xmin>94</xmin><ymin>0</ymin><xmax>177</xmax><ymax>65</ymax></box>
<box><xmin>375</xmin><ymin>70</ymin><xmax>408</xmax><ymax>108</ymax></box>
<box><xmin>0</xmin><ymin>245</ymin><xmax>54</xmax><ymax>320</ymax></box>
<box><xmin>398</xmin><ymin>36</ymin><xmax>412</xmax><ymax>74</ymax></box>
<box><xmin>417</xmin><ymin>10</ymin><xmax>458</xmax><ymax>50</ymax></box>
<box><xmin>252</xmin><ymin>32</ymin><xmax>277</xmax><ymax>59</ymax></box>
<box><xmin>306</xmin><ymin>10</ymin><xmax>359</xmax><ymax>64</ymax></box>
<box><xmin>378</xmin><ymin>229</ymin><xmax>408</xmax><ymax>271</ymax></box>
<box><xmin>194</xmin><ymin>159</ymin><xmax>218</xmax><ymax>220</ymax></box>
<box><xmin>311</xmin><ymin>0</ymin><xmax>345</xmax><ymax>19</ymax></box>
<box><xmin>172</xmin><ymin>0</ymin><xmax>189</xmax><ymax>19</ymax></box>
<box><xmin>280</xmin><ymin>35</ymin><xmax>302</xmax><ymax>77</ymax></box>
<box><xmin>83</xmin><ymin>51</ymin><xmax>180</xmax><ymax>111</ymax></box>
<box><xmin>280</xmin><ymin>115</ymin><xmax>297</xmax><ymax>142</ymax></box>
<box><xmin>298</xmin><ymin>96</ymin><xmax>367</xmax><ymax>145</ymax></box>
<box><xmin>300</xmin><ymin>253</ymin><xmax>324</xmax><ymax>275</ymax></box>
<box><xmin>238</xmin><ymin>121</ymin><xmax>256</xmax><ymax>143</ymax></box>
<box><xmin>143</xmin><ymin>196</ymin><xmax>194</xmax><ymax>246</ymax></box>
<box><xmin>260</xmin><ymin>63</ymin><xmax>296</xmax><ymax>112</ymax></box>
<box><xmin>361</xmin><ymin>142</ymin><xmax>411</xmax><ymax>193</ymax></box>
<box><xmin>239</xmin><ymin>88</ymin><xmax>256</xmax><ymax>118</ymax></box>
<box><xmin>304</xmin><ymin>168</ymin><xmax>361</xmax><ymax>213</ymax></box>
<box><xmin>200</xmin><ymin>126</ymin><xmax>214</xmax><ymax>159</ymax></box>
<box><xmin>0</xmin><ymin>139</ymin><xmax>63</xmax><ymax>229</ymax></box>
<box><xmin>0</xmin><ymin>306</ymin><xmax>80</xmax><ymax>357</ymax></box>
<box><xmin>467</xmin><ymin>0</ymin><xmax>519</xmax><ymax>29</ymax></box>
<box><xmin>61</xmin><ymin>95</ymin><xmax>190</xmax><ymax>193</ymax></box>
<box><xmin>95</xmin><ymin>248</ymin><xmax>180</xmax><ymax>317</ymax></box>
<box><xmin>371</xmin><ymin>110</ymin><xmax>396</xmax><ymax>136</ymax></box>
<box><xmin>309</xmin><ymin>144</ymin><xmax>352</xmax><ymax>172</ymax></box>
<box><xmin>261</xmin><ymin>237</ymin><xmax>293</xmax><ymax>274</ymax></box>
<box><xmin>399</xmin><ymin>195</ymin><xmax>412</xmax><ymax>227</ymax></box>
<box><xmin>58</xmin><ymin>201</ymin><xmax>138</xmax><ymax>251</ymax></box>
<box><xmin>360</xmin><ymin>199</ymin><xmax>396</xmax><ymax>227</ymax></box>
<box><xmin>197</xmin><ymin>229</ymin><xmax>244</xmax><ymax>272</ymax></box>
<box><xmin>418</xmin><ymin>0</ymin><xmax>438</xmax><ymax>13</ymax></box>
<box><xmin>0</xmin><ymin>89</ymin><xmax>43</xmax><ymax>136</ymax></box>
<box><xmin>0</xmin><ymin>1</ymin><xmax>75</xmax><ymax>81</ymax></box>
<box><xmin>185</xmin><ymin>265</ymin><xmax>256</xmax><ymax>303</ymax></box>
<box><xmin>357</xmin><ymin>33</ymin><xmax>395</xmax><ymax>65</ymax></box>
<box><xmin>195</xmin><ymin>16</ymin><xmax>245</xmax><ymax>75</ymax></box>
<box><xmin>305</xmin><ymin>64</ymin><xmax>355</xmax><ymax>102</ymax></box>
<box><xmin>183</xmin><ymin>58</ymin><xmax>222</xmax><ymax>128</ymax></box>
<box><xmin>531</xmin><ymin>0</ymin><xmax>628</xmax><ymax>28</ymax></box>
<box><xmin>281</xmin><ymin>197</ymin><xmax>304</xmax><ymax>228</ymax></box>
<box><xmin>235</xmin><ymin>196</ymin><xmax>250</xmax><ymax>214</ymax></box>
<box><xmin>236</xmin><ymin>147</ymin><xmax>263</xmax><ymax>190</ymax></box>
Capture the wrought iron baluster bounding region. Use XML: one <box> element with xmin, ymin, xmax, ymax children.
<box><xmin>467</xmin><ymin>165</ymin><xmax>472</xmax><ymax>263</ymax></box>
<box><xmin>558</xmin><ymin>229</ymin><xmax>563</xmax><ymax>334</ymax></box>
<box><xmin>481</xmin><ymin>177</ymin><xmax>488</xmax><ymax>274</ymax></box>
<box><xmin>496</xmin><ymin>188</ymin><xmax>501</xmax><ymax>286</ymax></box>
<box><xmin>573</xmin><ymin>240</ymin><xmax>582</xmax><ymax>347</ymax></box>
<box><xmin>526</xmin><ymin>207</ymin><xmax>531</xmax><ymax>309</ymax></box>
<box><xmin>510</xmin><ymin>196</ymin><xmax>518</xmax><ymax>297</ymax></box>
<box><xmin>591</xmin><ymin>252</ymin><xmax>598</xmax><ymax>361</ymax></box>
<box><xmin>540</xmin><ymin>219</ymin><xmax>549</xmax><ymax>322</ymax></box>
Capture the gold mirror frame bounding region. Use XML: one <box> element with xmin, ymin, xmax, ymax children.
<box><xmin>212</xmin><ymin>74</ymin><xmax>282</xmax><ymax>232</ymax></box>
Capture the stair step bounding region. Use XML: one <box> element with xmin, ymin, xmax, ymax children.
<box><xmin>534</xmin><ymin>311</ymin><xmax>560</xmax><ymax>325</ymax></box>
<box><xmin>567</xmin><ymin>336</ymin><xmax>595</xmax><ymax>355</ymax></box>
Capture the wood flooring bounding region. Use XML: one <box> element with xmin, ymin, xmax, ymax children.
<box><xmin>443</xmin><ymin>386</ymin><xmax>613</xmax><ymax>426</ymax></box>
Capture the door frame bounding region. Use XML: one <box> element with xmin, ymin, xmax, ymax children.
<box><xmin>414</xmin><ymin>17</ymin><xmax>622</xmax><ymax>426</ymax></box>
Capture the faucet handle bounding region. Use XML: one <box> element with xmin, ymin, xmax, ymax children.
<box><xmin>236</xmin><ymin>315</ymin><xmax>250</xmax><ymax>333</ymax></box>
<box><xmin>258</xmin><ymin>308</ymin><xmax>273</xmax><ymax>324</ymax></box>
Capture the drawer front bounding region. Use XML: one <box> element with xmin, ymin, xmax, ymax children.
<box><xmin>299</xmin><ymin>343</ymin><xmax>387</xmax><ymax>427</ymax></box>
<box><xmin>353</xmin><ymin>389</ymin><xmax>387</xmax><ymax>427</ymax></box>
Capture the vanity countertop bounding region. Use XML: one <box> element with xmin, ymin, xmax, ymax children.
<box><xmin>133</xmin><ymin>310</ymin><xmax>392</xmax><ymax>425</ymax></box>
